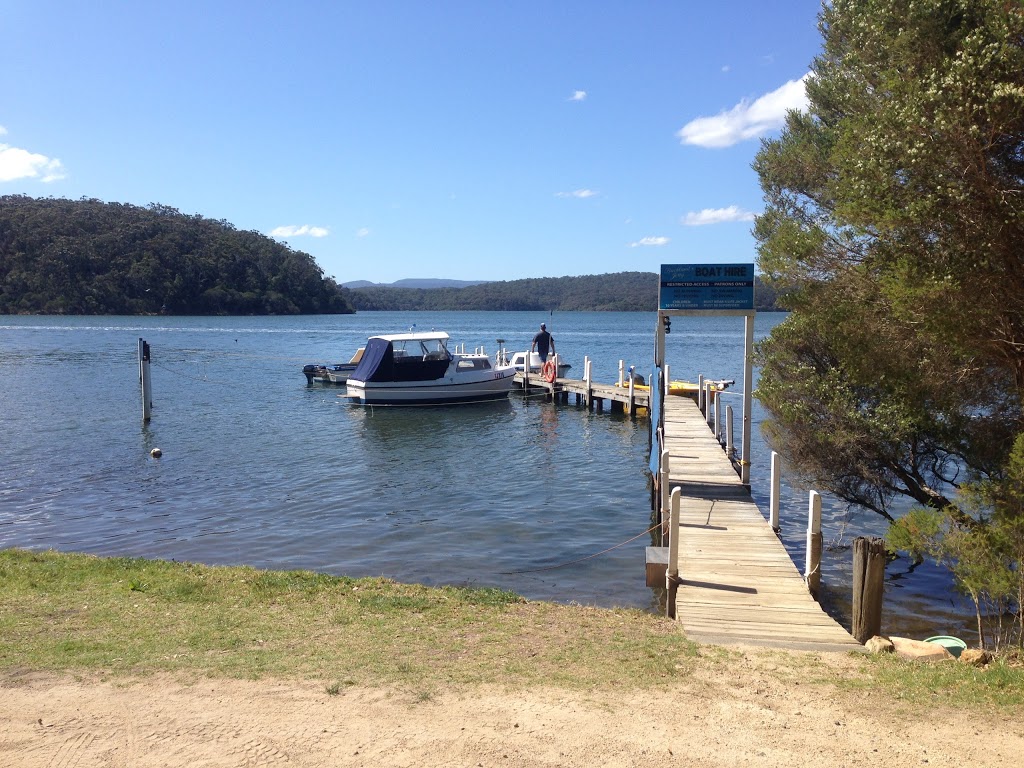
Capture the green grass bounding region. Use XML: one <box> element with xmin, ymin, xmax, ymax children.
<box><xmin>834</xmin><ymin>651</ymin><xmax>1024</xmax><ymax>708</ymax></box>
<box><xmin>1</xmin><ymin>548</ymin><xmax>1022</xmax><ymax>710</ymax></box>
<box><xmin>0</xmin><ymin>548</ymin><xmax>697</xmax><ymax>689</ymax></box>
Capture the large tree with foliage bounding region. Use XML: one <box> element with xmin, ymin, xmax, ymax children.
<box><xmin>0</xmin><ymin>196</ymin><xmax>354</xmax><ymax>315</ymax></box>
<box><xmin>753</xmin><ymin>0</ymin><xmax>1024</xmax><ymax>520</ymax></box>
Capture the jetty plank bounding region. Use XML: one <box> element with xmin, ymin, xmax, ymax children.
<box><xmin>663</xmin><ymin>395</ymin><xmax>861</xmax><ymax>651</ymax></box>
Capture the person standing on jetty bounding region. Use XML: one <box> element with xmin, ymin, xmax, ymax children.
<box><xmin>531</xmin><ymin>322</ymin><xmax>555</xmax><ymax>362</ymax></box>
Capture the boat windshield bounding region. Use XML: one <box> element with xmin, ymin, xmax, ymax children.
<box><xmin>392</xmin><ymin>338</ymin><xmax>450</xmax><ymax>360</ymax></box>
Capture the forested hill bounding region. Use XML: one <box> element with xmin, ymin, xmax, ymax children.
<box><xmin>0</xmin><ymin>196</ymin><xmax>354</xmax><ymax>315</ymax></box>
<box><xmin>350</xmin><ymin>272</ymin><xmax>781</xmax><ymax>311</ymax></box>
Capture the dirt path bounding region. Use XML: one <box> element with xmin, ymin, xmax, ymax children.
<box><xmin>2</xmin><ymin>651</ymin><xmax>1020</xmax><ymax>767</ymax></box>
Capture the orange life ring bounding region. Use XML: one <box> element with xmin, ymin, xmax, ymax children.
<box><xmin>542</xmin><ymin>359</ymin><xmax>557</xmax><ymax>383</ymax></box>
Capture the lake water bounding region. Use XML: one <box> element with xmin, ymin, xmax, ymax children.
<box><xmin>0</xmin><ymin>311</ymin><xmax>973</xmax><ymax>639</ymax></box>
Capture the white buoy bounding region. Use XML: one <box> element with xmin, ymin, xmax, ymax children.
<box><xmin>150</xmin><ymin>448</ymin><xmax>162</xmax><ymax>458</ymax></box>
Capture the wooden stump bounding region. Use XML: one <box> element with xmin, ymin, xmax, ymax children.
<box><xmin>852</xmin><ymin>537</ymin><xmax>886</xmax><ymax>643</ymax></box>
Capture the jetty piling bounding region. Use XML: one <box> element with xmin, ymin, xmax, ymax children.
<box><xmin>852</xmin><ymin>537</ymin><xmax>886</xmax><ymax>643</ymax></box>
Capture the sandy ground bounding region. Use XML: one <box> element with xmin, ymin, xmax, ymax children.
<box><xmin>2</xmin><ymin>650</ymin><xmax>1021</xmax><ymax>768</ymax></box>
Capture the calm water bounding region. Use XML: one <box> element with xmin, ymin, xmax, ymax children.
<box><xmin>0</xmin><ymin>311</ymin><xmax>972</xmax><ymax>639</ymax></box>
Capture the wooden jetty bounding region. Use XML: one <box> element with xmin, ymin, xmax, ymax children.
<box><xmin>660</xmin><ymin>395</ymin><xmax>861</xmax><ymax>652</ymax></box>
<box><xmin>514</xmin><ymin>357</ymin><xmax>650</xmax><ymax>417</ymax></box>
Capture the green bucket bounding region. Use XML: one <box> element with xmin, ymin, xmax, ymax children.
<box><xmin>924</xmin><ymin>635</ymin><xmax>967</xmax><ymax>658</ymax></box>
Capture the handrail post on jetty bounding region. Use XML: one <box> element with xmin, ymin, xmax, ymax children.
<box><xmin>666</xmin><ymin>486</ymin><xmax>681</xmax><ymax>619</ymax></box>
<box><xmin>618</xmin><ymin>360</ymin><xmax>624</xmax><ymax>387</ymax></box>
<box><xmin>659</xmin><ymin>449</ymin><xmax>670</xmax><ymax>540</ymax></box>
<box><xmin>584</xmin><ymin>357</ymin><xmax>592</xmax><ymax>408</ymax></box>
<box><xmin>741</xmin><ymin>315</ymin><xmax>754</xmax><ymax>485</ymax></box>
<box><xmin>769</xmin><ymin>451</ymin><xmax>782</xmax><ymax>532</ymax></box>
<box><xmin>726</xmin><ymin>405</ymin><xmax>734</xmax><ymax>460</ymax></box>
<box><xmin>805</xmin><ymin>490</ymin><xmax>823</xmax><ymax>598</ymax></box>
<box><xmin>713</xmin><ymin>390</ymin><xmax>721</xmax><ymax>442</ymax></box>
<box><xmin>697</xmin><ymin>374</ymin><xmax>705</xmax><ymax>413</ymax></box>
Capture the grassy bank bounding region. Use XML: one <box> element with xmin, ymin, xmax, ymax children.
<box><xmin>2</xmin><ymin>548</ymin><xmax>1022</xmax><ymax>708</ymax></box>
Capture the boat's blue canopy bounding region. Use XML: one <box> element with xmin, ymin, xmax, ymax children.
<box><xmin>350</xmin><ymin>337</ymin><xmax>394</xmax><ymax>382</ymax></box>
<box><xmin>349</xmin><ymin>337</ymin><xmax>451</xmax><ymax>383</ymax></box>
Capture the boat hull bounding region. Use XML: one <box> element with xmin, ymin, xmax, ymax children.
<box><xmin>346</xmin><ymin>371</ymin><xmax>516</xmax><ymax>405</ymax></box>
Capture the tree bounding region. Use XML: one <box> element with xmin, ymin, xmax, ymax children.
<box><xmin>753</xmin><ymin>0</ymin><xmax>1024</xmax><ymax>520</ymax></box>
<box><xmin>0</xmin><ymin>196</ymin><xmax>355</xmax><ymax>315</ymax></box>
<box><xmin>887</xmin><ymin>433</ymin><xmax>1024</xmax><ymax>649</ymax></box>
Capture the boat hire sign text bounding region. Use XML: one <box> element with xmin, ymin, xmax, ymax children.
<box><xmin>659</xmin><ymin>263</ymin><xmax>755</xmax><ymax>311</ymax></box>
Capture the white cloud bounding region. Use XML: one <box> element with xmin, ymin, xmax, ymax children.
<box><xmin>0</xmin><ymin>125</ymin><xmax>7</xmax><ymax>136</ymax></box>
<box><xmin>629</xmin><ymin>236</ymin><xmax>670</xmax><ymax>247</ymax></box>
<box><xmin>356</xmin><ymin>227</ymin><xmax>370</xmax><ymax>238</ymax></box>
<box><xmin>0</xmin><ymin>139</ymin><xmax>67</xmax><ymax>183</ymax></box>
<box><xmin>556</xmin><ymin>189</ymin><xmax>597</xmax><ymax>199</ymax></box>
<box><xmin>569</xmin><ymin>90</ymin><xmax>587</xmax><ymax>102</ymax></box>
<box><xmin>681</xmin><ymin>205</ymin><xmax>757</xmax><ymax>226</ymax></box>
<box><xmin>676</xmin><ymin>73</ymin><xmax>810</xmax><ymax>148</ymax></box>
<box><xmin>269</xmin><ymin>224</ymin><xmax>329</xmax><ymax>238</ymax></box>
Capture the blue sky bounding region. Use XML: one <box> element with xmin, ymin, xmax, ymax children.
<box><xmin>2</xmin><ymin>1</ymin><xmax>824</xmax><ymax>284</ymax></box>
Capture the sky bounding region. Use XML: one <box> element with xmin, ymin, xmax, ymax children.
<box><xmin>1</xmin><ymin>1</ymin><xmax>825</xmax><ymax>285</ymax></box>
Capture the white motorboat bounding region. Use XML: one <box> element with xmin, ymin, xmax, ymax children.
<box><xmin>502</xmin><ymin>350</ymin><xmax>571</xmax><ymax>378</ymax></box>
<box><xmin>345</xmin><ymin>331</ymin><xmax>517</xmax><ymax>405</ymax></box>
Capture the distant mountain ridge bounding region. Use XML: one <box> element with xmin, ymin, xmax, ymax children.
<box><xmin>348</xmin><ymin>272</ymin><xmax>781</xmax><ymax>312</ymax></box>
<box><xmin>349</xmin><ymin>272</ymin><xmax>655</xmax><ymax>311</ymax></box>
<box><xmin>343</xmin><ymin>278</ymin><xmax>491</xmax><ymax>289</ymax></box>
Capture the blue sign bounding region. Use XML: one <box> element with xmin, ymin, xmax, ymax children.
<box><xmin>659</xmin><ymin>263</ymin><xmax>755</xmax><ymax>311</ymax></box>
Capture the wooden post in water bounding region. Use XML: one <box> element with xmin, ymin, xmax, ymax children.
<box><xmin>852</xmin><ymin>537</ymin><xmax>886</xmax><ymax>643</ymax></box>
<box><xmin>666</xmin><ymin>486</ymin><xmax>681</xmax><ymax>619</ymax></box>
<box><xmin>769</xmin><ymin>452</ymin><xmax>781</xmax><ymax>532</ymax></box>
<box><xmin>139</xmin><ymin>338</ymin><xmax>153</xmax><ymax>423</ymax></box>
<box><xmin>522</xmin><ymin>349</ymin><xmax>530</xmax><ymax>389</ymax></box>
<box><xmin>805</xmin><ymin>490</ymin><xmax>823</xmax><ymax>598</ymax></box>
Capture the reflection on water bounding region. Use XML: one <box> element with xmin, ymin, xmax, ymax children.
<box><xmin>0</xmin><ymin>312</ymin><xmax>973</xmax><ymax>639</ymax></box>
